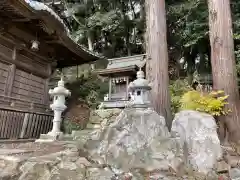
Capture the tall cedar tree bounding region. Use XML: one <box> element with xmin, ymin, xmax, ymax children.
<box><xmin>208</xmin><ymin>0</ymin><xmax>240</xmax><ymax>142</ymax></box>
<box><xmin>145</xmin><ymin>0</ymin><xmax>172</xmax><ymax>129</ymax></box>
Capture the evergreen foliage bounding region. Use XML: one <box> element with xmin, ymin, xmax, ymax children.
<box><xmin>65</xmin><ymin>72</ymin><xmax>108</xmax><ymax>108</ymax></box>
<box><xmin>56</xmin><ymin>0</ymin><xmax>240</xmax><ymax>115</ymax></box>
<box><xmin>169</xmin><ymin>79</ymin><xmax>192</xmax><ymax>114</ymax></box>
<box><xmin>59</xmin><ymin>0</ymin><xmax>240</xmax><ymax>80</ymax></box>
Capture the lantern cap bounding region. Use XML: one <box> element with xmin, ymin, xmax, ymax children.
<box><xmin>57</xmin><ymin>75</ymin><xmax>65</xmax><ymax>87</ymax></box>
<box><xmin>128</xmin><ymin>68</ymin><xmax>151</xmax><ymax>91</ymax></box>
<box><xmin>49</xmin><ymin>75</ymin><xmax>71</xmax><ymax>96</ymax></box>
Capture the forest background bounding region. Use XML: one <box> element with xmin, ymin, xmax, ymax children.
<box><xmin>50</xmin><ymin>0</ymin><xmax>240</xmax><ymax>141</ymax></box>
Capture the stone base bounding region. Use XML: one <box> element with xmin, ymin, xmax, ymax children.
<box><xmin>36</xmin><ymin>132</ymin><xmax>64</xmax><ymax>142</ymax></box>
<box><xmin>99</xmin><ymin>100</ymin><xmax>129</xmax><ymax>109</ymax></box>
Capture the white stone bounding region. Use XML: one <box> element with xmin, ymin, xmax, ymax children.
<box><xmin>86</xmin><ymin>167</ymin><xmax>114</xmax><ymax>180</ymax></box>
<box><xmin>42</xmin><ymin>77</ymin><xmax>71</xmax><ymax>139</ymax></box>
<box><xmin>128</xmin><ymin>69</ymin><xmax>151</xmax><ymax>108</ymax></box>
<box><xmin>171</xmin><ymin>110</ymin><xmax>222</xmax><ymax>174</ymax></box>
<box><xmin>86</xmin><ymin>108</ymin><xmax>181</xmax><ymax>172</ymax></box>
<box><xmin>230</xmin><ymin>168</ymin><xmax>240</xmax><ymax>180</ymax></box>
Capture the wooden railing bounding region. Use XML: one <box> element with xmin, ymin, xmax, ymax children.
<box><xmin>0</xmin><ymin>107</ymin><xmax>53</xmax><ymax>139</ymax></box>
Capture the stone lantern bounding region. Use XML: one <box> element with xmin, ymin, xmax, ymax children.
<box><xmin>128</xmin><ymin>69</ymin><xmax>151</xmax><ymax>108</ymax></box>
<box><xmin>47</xmin><ymin>76</ymin><xmax>71</xmax><ymax>139</ymax></box>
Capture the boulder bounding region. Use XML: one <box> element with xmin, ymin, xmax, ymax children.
<box><xmin>49</xmin><ymin>167</ymin><xmax>86</xmax><ymax>180</ymax></box>
<box><xmin>86</xmin><ymin>107</ymin><xmax>182</xmax><ymax>173</ymax></box>
<box><xmin>230</xmin><ymin>168</ymin><xmax>240</xmax><ymax>180</ymax></box>
<box><xmin>86</xmin><ymin>167</ymin><xmax>115</xmax><ymax>180</ymax></box>
<box><xmin>171</xmin><ymin>110</ymin><xmax>222</xmax><ymax>174</ymax></box>
<box><xmin>89</xmin><ymin>108</ymin><xmax>122</xmax><ymax>127</ymax></box>
<box><xmin>0</xmin><ymin>156</ymin><xmax>21</xmax><ymax>179</ymax></box>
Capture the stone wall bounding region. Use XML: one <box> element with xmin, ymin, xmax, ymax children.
<box><xmin>64</xmin><ymin>102</ymin><xmax>90</xmax><ymax>130</ymax></box>
<box><xmin>1</xmin><ymin>141</ymin><xmax>240</xmax><ymax>179</ymax></box>
<box><xmin>69</xmin><ymin>108</ymin><xmax>122</xmax><ymax>144</ymax></box>
<box><xmin>87</xmin><ymin>108</ymin><xmax>122</xmax><ymax>131</ymax></box>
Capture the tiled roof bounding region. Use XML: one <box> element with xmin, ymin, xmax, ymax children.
<box><xmin>106</xmin><ymin>54</ymin><xmax>146</xmax><ymax>70</ymax></box>
<box><xmin>23</xmin><ymin>0</ymin><xmax>104</xmax><ymax>61</ymax></box>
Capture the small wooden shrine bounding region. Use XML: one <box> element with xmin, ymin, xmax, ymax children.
<box><xmin>96</xmin><ymin>54</ymin><xmax>146</xmax><ymax>108</ymax></box>
<box><xmin>0</xmin><ymin>0</ymin><xmax>100</xmax><ymax>139</ymax></box>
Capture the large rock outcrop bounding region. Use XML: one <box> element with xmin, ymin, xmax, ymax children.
<box><xmin>86</xmin><ymin>107</ymin><xmax>183</xmax><ymax>174</ymax></box>
<box><xmin>0</xmin><ymin>109</ymin><xmax>227</xmax><ymax>179</ymax></box>
<box><xmin>70</xmin><ymin>108</ymin><xmax>122</xmax><ymax>144</ymax></box>
<box><xmin>171</xmin><ymin>110</ymin><xmax>222</xmax><ymax>174</ymax></box>
<box><xmin>88</xmin><ymin>108</ymin><xmax>122</xmax><ymax>130</ymax></box>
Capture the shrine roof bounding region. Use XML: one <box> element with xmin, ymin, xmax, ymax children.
<box><xmin>0</xmin><ymin>0</ymin><xmax>104</xmax><ymax>68</ymax></box>
<box><xmin>96</xmin><ymin>54</ymin><xmax>146</xmax><ymax>76</ymax></box>
<box><xmin>107</xmin><ymin>54</ymin><xmax>146</xmax><ymax>69</ymax></box>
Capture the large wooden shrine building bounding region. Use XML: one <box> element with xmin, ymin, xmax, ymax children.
<box><xmin>96</xmin><ymin>54</ymin><xmax>146</xmax><ymax>108</ymax></box>
<box><xmin>0</xmin><ymin>0</ymin><xmax>100</xmax><ymax>139</ymax></box>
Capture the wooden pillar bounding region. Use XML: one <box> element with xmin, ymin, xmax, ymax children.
<box><xmin>126</xmin><ymin>76</ymin><xmax>129</xmax><ymax>100</ymax></box>
<box><xmin>109</xmin><ymin>77</ymin><xmax>112</xmax><ymax>100</ymax></box>
<box><xmin>44</xmin><ymin>78</ymin><xmax>49</xmax><ymax>105</ymax></box>
<box><xmin>5</xmin><ymin>64</ymin><xmax>16</xmax><ymax>96</ymax></box>
<box><xmin>19</xmin><ymin>113</ymin><xmax>29</xmax><ymax>138</ymax></box>
<box><xmin>5</xmin><ymin>47</ymin><xmax>17</xmax><ymax>96</ymax></box>
<box><xmin>77</xmin><ymin>65</ymin><xmax>79</xmax><ymax>78</ymax></box>
<box><xmin>91</xmin><ymin>64</ymin><xmax>95</xmax><ymax>70</ymax></box>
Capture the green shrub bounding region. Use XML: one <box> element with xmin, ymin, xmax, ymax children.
<box><xmin>62</xmin><ymin>119</ymin><xmax>82</xmax><ymax>134</ymax></box>
<box><xmin>169</xmin><ymin>79</ymin><xmax>192</xmax><ymax>114</ymax></box>
<box><xmin>62</xmin><ymin>72</ymin><xmax>108</xmax><ymax>132</ymax></box>
<box><xmin>66</xmin><ymin>72</ymin><xmax>108</xmax><ymax>108</ymax></box>
<box><xmin>180</xmin><ymin>90</ymin><xmax>230</xmax><ymax>116</ymax></box>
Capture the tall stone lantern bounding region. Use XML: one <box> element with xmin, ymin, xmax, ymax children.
<box><xmin>47</xmin><ymin>76</ymin><xmax>71</xmax><ymax>138</ymax></box>
<box><xmin>128</xmin><ymin>69</ymin><xmax>151</xmax><ymax>108</ymax></box>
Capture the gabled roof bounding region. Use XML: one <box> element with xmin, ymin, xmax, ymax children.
<box><xmin>0</xmin><ymin>0</ymin><xmax>104</xmax><ymax>68</ymax></box>
<box><xmin>96</xmin><ymin>54</ymin><xmax>146</xmax><ymax>77</ymax></box>
<box><xmin>23</xmin><ymin>0</ymin><xmax>105</xmax><ymax>65</ymax></box>
<box><xmin>107</xmin><ymin>54</ymin><xmax>146</xmax><ymax>69</ymax></box>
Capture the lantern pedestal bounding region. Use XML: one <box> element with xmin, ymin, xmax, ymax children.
<box><xmin>36</xmin><ymin>133</ymin><xmax>64</xmax><ymax>142</ymax></box>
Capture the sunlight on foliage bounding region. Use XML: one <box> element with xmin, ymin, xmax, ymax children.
<box><xmin>180</xmin><ymin>90</ymin><xmax>230</xmax><ymax>116</ymax></box>
<box><xmin>169</xmin><ymin>79</ymin><xmax>192</xmax><ymax>114</ymax></box>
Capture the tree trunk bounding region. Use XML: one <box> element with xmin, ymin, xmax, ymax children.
<box><xmin>145</xmin><ymin>0</ymin><xmax>172</xmax><ymax>129</ymax></box>
<box><xmin>208</xmin><ymin>0</ymin><xmax>240</xmax><ymax>142</ymax></box>
<box><xmin>87</xmin><ymin>31</ymin><xmax>93</xmax><ymax>51</ymax></box>
<box><xmin>144</xmin><ymin>0</ymin><xmax>149</xmax><ymax>58</ymax></box>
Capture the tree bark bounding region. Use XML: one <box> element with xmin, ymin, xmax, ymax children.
<box><xmin>184</xmin><ymin>47</ymin><xmax>197</xmax><ymax>85</ymax></box>
<box><xmin>146</xmin><ymin>0</ymin><xmax>172</xmax><ymax>129</ymax></box>
<box><xmin>208</xmin><ymin>0</ymin><xmax>240</xmax><ymax>142</ymax></box>
<box><xmin>87</xmin><ymin>31</ymin><xmax>93</xmax><ymax>51</ymax></box>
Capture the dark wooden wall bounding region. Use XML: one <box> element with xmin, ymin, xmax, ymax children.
<box><xmin>0</xmin><ymin>35</ymin><xmax>53</xmax><ymax>139</ymax></box>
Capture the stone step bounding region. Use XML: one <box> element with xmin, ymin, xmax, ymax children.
<box><xmin>36</xmin><ymin>129</ymin><xmax>98</xmax><ymax>142</ymax></box>
<box><xmin>36</xmin><ymin>133</ymin><xmax>64</xmax><ymax>142</ymax></box>
<box><xmin>61</xmin><ymin>134</ymin><xmax>74</xmax><ymax>141</ymax></box>
<box><xmin>71</xmin><ymin>130</ymin><xmax>95</xmax><ymax>142</ymax></box>
<box><xmin>0</xmin><ymin>139</ymin><xmax>35</xmax><ymax>144</ymax></box>
<box><xmin>86</xmin><ymin>123</ymin><xmax>102</xmax><ymax>129</ymax></box>
<box><xmin>71</xmin><ymin>130</ymin><xmax>94</xmax><ymax>136</ymax></box>
<box><xmin>0</xmin><ymin>149</ymin><xmax>34</xmax><ymax>156</ymax></box>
